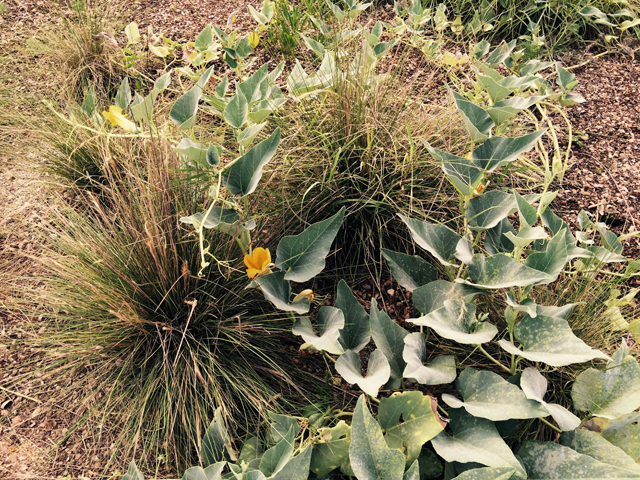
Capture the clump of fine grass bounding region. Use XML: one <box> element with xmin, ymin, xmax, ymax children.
<box><xmin>5</xmin><ymin>134</ymin><xmax>313</xmax><ymax>475</ymax></box>
<box><xmin>262</xmin><ymin>42</ymin><xmax>466</xmax><ymax>276</ymax></box>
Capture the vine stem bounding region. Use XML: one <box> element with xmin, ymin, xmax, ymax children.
<box><xmin>539</xmin><ymin>417</ymin><xmax>562</xmax><ymax>434</ymax></box>
<box><xmin>476</xmin><ymin>345</ymin><xmax>512</xmax><ymax>374</ymax></box>
<box><xmin>322</xmin><ymin>350</ymin><xmax>336</xmax><ymax>364</ymax></box>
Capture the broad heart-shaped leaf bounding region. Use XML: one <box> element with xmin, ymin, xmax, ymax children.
<box><xmin>572</xmin><ymin>342</ymin><xmax>640</xmax><ymax>419</ymax></box>
<box><xmin>485</xmin><ymin>96</ymin><xmax>547</xmax><ymax>125</ymax></box>
<box><xmin>442</xmin><ymin>368</ymin><xmax>548</xmax><ymax>421</ymax></box>
<box><xmin>524</xmin><ymin>229</ymin><xmax>568</xmax><ymax>284</ymax></box>
<box><xmin>603</xmin><ymin>412</ymin><xmax>640</xmax><ymax>462</ymax></box>
<box><xmin>520</xmin><ymin>367</ymin><xmax>581</xmax><ymax>431</ymax></box>
<box><xmin>270</xmin><ymin>445</ymin><xmax>313</xmax><ymax>480</ymax></box>
<box><xmin>182</xmin><ymin>466</ymin><xmax>213</xmax><ymax>480</ymax></box>
<box><xmin>475</xmin><ymin>71</ymin><xmax>512</xmax><ymax>103</ymax></box>
<box><xmin>154</xmin><ymin>72</ymin><xmax>171</xmax><ymax>91</ymax></box>
<box><xmin>466</xmin><ymin>191</ymin><xmax>516</xmax><ymax>231</ymax></box>
<box><xmin>484</xmin><ymin>39</ymin><xmax>516</xmax><ymax>67</ymax></box>
<box><xmin>403</xmin><ymin>460</ymin><xmax>419</xmax><ymax>480</ymax></box>
<box><xmin>237</xmin><ymin>123</ymin><xmax>266</xmax><ymax>150</ymax></box>
<box><xmin>131</xmin><ymin>89</ymin><xmax>159</xmax><ymax>122</ymax></box>
<box><xmin>370</xmin><ymin>298</ymin><xmax>409</xmax><ymax>390</ymax></box>
<box><xmin>410</xmin><ymin>299</ymin><xmax>497</xmax><ymax>345</ymax></box>
<box><xmin>223</xmin><ymin>128</ymin><xmax>281</xmax><ymax>196</ymax></box>
<box><xmin>202</xmin><ymin>407</ymin><xmax>237</xmax><ymax>466</ymax></box>
<box><xmin>349</xmin><ymin>395</ymin><xmax>406</xmax><ymax>480</ymax></box>
<box><xmin>253</xmin><ymin>272</ymin><xmax>310</xmax><ymax>314</ymax></box>
<box><xmin>498</xmin><ymin>314</ymin><xmax>609</xmax><ymax>367</ymax></box>
<box><xmin>471</xmin><ymin>130</ymin><xmax>546</xmax><ymax>172</ymax></box>
<box><xmin>485</xmin><ymin>218</ymin><xmax>516</xmax><ymax>255</ymax></box>
<box><xmin>114</xmin><ymin>77</ymin><xmax>131</xmax><ymax>110</ymax></box>
<box><xmin>195</xmin><ymin>24</ymin><xmax>214</xmax><ymax>51</ymax></box>
<box><xmin>335</xmin><ymin>280</ymin><xmax>371</xmax><ymax>353</ymax></box>
<box><xmin>228</xmin><ymin>465</ymin><xmax>266</xmax><ymax>480</ymax></box>
<box><xmin>378</xmin><ymin>391</ymin><xmax>447</xmax><ymax>464</ymax></box>
<box><xmin>259</xmin><ymin>425</ymin><xmax>296</xmax><ymax>478</ymax></box>
<box><xmin>403</xmin><ymin>332</ymin><xmax>456</xmax><ymax>386</ymax></box>
<box><xmin>465</xmin><ymin>253</ymin><xmax>552</xmax><ymax>288</ymax></box>
<box><xmin>431</xmin><ymin>409</ymin><xmax>526</xmax><ymax>479</ymax></box>
<box><xmin>204</xmin><ymin>463</ymin><xmax>226</xmax><ymax>480</ymax></box>
<box><xmin>556</xmin><ymin>62</ymin><xmax>578</xmax><ymax>92</ymax></box>
<box><xmin>169</xmin><ymin>67</ymin><xmax>213</xmax><ymax>129</ymax></box>
<box><xmin>223</xmin><ymin>90</ymin><xmax>249</xmax><ymax>128</ymax></box>
<box><xmin>292</xmin><ymin>306</ymin><xmax>344</xmax><ymax>355</ymax></box>
<box><xmin>335</xmin><ymin>350</ymin><xmax>390</xmax><ymax>398</ymax></box>
<box><xmin>275</xmin><ymin>207</ymin><xmax>345</xmax><ymax>283</ymax></box>
<box><xmin>310</xmin><ymin>421</ymin><xmax>351</xmax><ymax>476</ymax></box>
<box><xmin>412</xmin><ymin>280</ymin><xmax>485</xmax><ymax>315</ymax></box>
<box><xmin>516</xmin><ymin>440</ymin><xmax>640</xmax><ymax>479</ymax></box>
<box><xmin>179</xmin><ymin>207</ymin><xmax>239</xmax><ymax>229</ymax></box>
<box><xmin>381</xmin><ymin>248</ymin><xmax>437</xmax><ymax>292</ymax></box>
<box><xmin>423</xmin><ymin>144</ymin><xmax>484</xmax><ymax>197</ymax></box>
<box><xmin>398</xmin><ymin>214</ymin><xmax>461</xmax><ymax>267</ymax></box>
<box><xmin>268</xmin><ymin>412</ymin><xmax>299</xmax><ymax>444</ymax></box>
<box><xmin>451</xmin><ymin>91</ymin><xmax>494</xmax><ymax>142</ymax></box>
<box><xmin>451</xmin><ymin>467</ymin><xmax>517</xmax><ymax>480</ymax></box>
<box><xmin>238</xmin><ymin>437</ymin><xmax>261</xmax><ymax>466</ymax></box>
<box><xmin>560</xmin><ymin>429</ymin><xmax>640</xmax><ymax>477</ymax></box>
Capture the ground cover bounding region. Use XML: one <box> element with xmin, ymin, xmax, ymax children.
<box><xmin>1</xmin><ymin>0</ymin><xmax>640</xmax><ymax>479</ymax></box>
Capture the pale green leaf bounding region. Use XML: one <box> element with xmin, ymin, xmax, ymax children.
<box><xmin>270</xmin><ymin>445</ymin><xmax>312</xmax><ymax>480</ymax></box>
<box><xmin>451</xmin><ymin>467</ymin><xmax>517</xmax><ymax>480</ymax></box>
<box><xmin>223</xmin><ymin>128</ymin><xmax>281</xmax><ymax>196</ymax></box>
<box><xmin>259</xmin><ymin>425</ymin><xmax>295</xmax><ymax>477</ymax></box>
<box><xmin>403</xmin><ymin>332</ymin><xmax>456</xmax><ymax>385</ymax></box>
<box><xmin>572</xmin><ymin>342</ymin><xmax>640</xmax><ymax>419</ymax></box>
<box><xmin>370</xmin><ymin>298</ymin><xmax>408</xmax><ymax>389</ymax></box>
<box><xmin>349</xmin><ymin>395</ymin><xmax>406</xmax><ymax>480</ymax></box>
<box><xmin>556</xmin><ymin>62</ymin><xmax>578</xmax><ymax>92</ymax></box>
<box><xmin>115</xmin><ymin>77</ymin><xmax>131</xmax><ymax>110</ymax></box>
<box><xmin>403</xmin><ymin>460</ymin><xmax>420</xmax><ymax>480</ymax></box>
<box><xmin>498</xmin><ymin>314</ymin><xmax>609</xmax><ymax>367</ymax></box>
<box><xmin>223</xmin><ymin>90</ymin><xmax>248</xmax><ymax>128</ymax></box>
<box><xmin>524</xmin><ymin>228</ymin><xmax>568</xmax><ymax>283</ymax></box>
<box><xmin>466</xmin><ymin>191</ymin><xmax>517</xmax><ymax>231</ymax></box>
<box><xmin>503</xmin><ymin>226</ymin><xmax>548</xmax><ymax>248</ymax></box>
<box><xmin>123</xmin><ymin>462</ymin><xmax>144</xmax><ymax>480</ymax></box>
<box><xmin>154</xmin><ymin>72</ymin><xmax>171</xmax><ymax>91</ymax></box>
<box><xmin>471</xmin><ymin>130</ymin><xmax>546</xmax><ymax>172</ymax></box>
<box><xmin>202</xmin><ymin>407</ymin><xmax>237</xmax><ymax>466</ymax></box>
<box><xmin>310</xmin><ymin>421</ymin><xmax>351</xmax><ymax>476</ymax></box>
<box><xmin>451</xmin><ymin>91</ymin><xmax>494</xmax><ymax>142</ymax></box>
<box><xmin>423</xmin><ymin>145</ymin><xmax>484</xmax><ymax>196</ymax></box>
<box><xmin>475</xmin><ymin>72</ymin><xmax>512</xmax><ymax>103</ymax></box>
<box><xmin>335</xmin><ymin>279</ymin><xmax>371</xmax><ymax>353</ymax></box>
<box><xmin>131</xmin><ymin>89</ymin><xmax>159</xmax><ymax>122</ymax></box>
<box><xmin>275</xmin><ymin>207</ymin><xmax>344</xmax><ymax>282</ymax></box>
<box><xmin>237</xmin><ymin>123</ymin><xmax>266</xmax><ymax>149</ymax></box>
<box><xmin>179</xmin><ymin>207</ymin><xmax>239</xmax><ymax>229</ymax></box>
<box><xmin>292</xmin><ymin>306</ymin><xmax>344</xmax><ymax>355</ymax></box>
<box><xmin>484</xmin><ymin>40</ymin><xmax>516</xmax><ymax>67</ymax></box>
<box><xmin>398</xmin><ymin>214</ymin><xmax>461</xmax><ymax>267</ymax></box>
<box><xmin>412</xmin><ymin>280</ymin><xmax>485</xmax><ymax>315</ymax></box>
<box><xmin>125</xmin><ymin>22</ymin><xmax>141</xmax><ymax>44</ymax></box>
<box><xmin>381</xmin><ymin>248</ymin><xmax>438</xmax><ymax>292</ymax></box>
<box><xmin>466</xmin><ymin>253</ymin><xmax>551</xmax><ymax>288</ymax></box>
<box><xmin>195</xmin><ymin>25</ymin><xmax>214</xmax><ymax>51</ymax></box>
<box><xmin>204</xmin><ymin>462</ymin><xmax>226</xmax><ymax>480</ymax></box>
<box><xmin>410</xmin><ymin>299</ymin><xmax>497</xmax><ymax>345</ymax></box>
<box><xmin>378</xmin><ymin>391</ymin><xmax>446</xmax><ymax>464</ymax></box>
<box><xmin>335</xmin><ymin>349</ymin><xmax>390</xmax><ymax>398</ymax></box>
<box><xmin>560</xmin><ymin>429</ymin><xmax>640</xmax><ymax>476</ymax></box>
<box><xmin>253</xmin><ymin>272</ymin><xmax>310</xmax><ymax>313</ymax></box>
<box><xmin>442</xmin><ymin>368</ymin><xmax>548</xmax><ymax>421</ymax></box>
<box><xmin>515</xmin><ymin>190</ymin><xmax>537</xmax><ymax>227</ymax></box>
<box><xmin>485</xmin><ymin>96</ymin><xmax>547</xmax><ymax>125</ymax></box>
<box><xmin>431</xmin><ymin>408</ymin><xmax>526</xmax><ymax>478</ymax></box>
<box><xmin>485</xmin><ymin>219</ymin><xmax>516</xmax><ymax>255</ymax></box>
<box><xmin>603</xmin><ymin>412</ymin><xmax>640</xmax><ymax>462</ymax></box>
<box><xmin>170</xmin><ymin>85</ymin><xmax>201</xmax><ymax>130</ymax></box>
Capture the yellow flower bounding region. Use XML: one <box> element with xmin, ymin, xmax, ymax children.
<box><xmin>244</xmin><ymin>247</ymin><xmax>272</xmax><ymax>279</ymax></box>
<box><xmin>292</xmin><ymin>289</ymin><xmax>314</xmax><ymax>304</ymax></box>
<box><xmin>102</xmin><ymin>106</ymin><xmax>138</xmax><ymax>133</ymax></box>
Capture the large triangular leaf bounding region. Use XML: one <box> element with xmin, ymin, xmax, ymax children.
<box><xmin>268</xmin><ymin>412</ymin><xmax>299</xmax><ymax>444</ymax></box>
<box><xmin>381</xmin><ymin>248</ymin><xmax>438</xmax><ymax>292</ymax></box>
<box><xmin>292</xmin><ymin>306</ymin><xmax>344</xmax><ymax>355</ymax></box>
<box><xmin>485</xmin><ymin>218</ymin><xmax>516</xmax><ymax>255</ymax></box>
<box><xmin>179</xmin><ymin>207</ymin><xmax>239</xmax><ymax>229</ymax></box>
<box><xmin>466</xmin><ymin>253</ymin><xmax>552</xmax><ymax>288</ymax></box>
<box><xmin>349</xmin><ymin>395</ymin><xmax>406</xmax><ymax>480</ymax></box>
<box><xmin>520</xmin><ymin>367</ymin><xmax>581</xmax><ymax>431</ymax></box>
<box><xmin>122</xmin><ymin>462</ymin><xmax>144</xmax><ymax>480</ymax></box>
<box><xmin>223</xmin><ymin>90</ymin><xmax>249</xmax><ymax>128</ymax></box>
<box><xmin>442</xmin><ymin>368</ymin><xmax>548</xmax><ymax>421</ymax></box>
<box><xmin>254</xmin><ymin>272</ymin><xmax>310</xmax><ymax>313</ymax></box>
<box><xmin>572</xmin><ymin>342</ymin><xmax>640</xmax><ymax>419</ymax></box>
<box><xmin>270</xmin><ymin>445</ymin><xmax>313</xmax><ymax>480</ymax></box>
<box><xmin>524</xmin><ymin>229</ymin><xmax>568</xmax><ymax>284</ymax></box>
<box><xmin>335</xmin><ymin>279</ymin><xmax>371</xmax><ymax>353</ymax></box>
<box><xmin>223</xmin><ymin>128</ymin><xmax>281</xmax><ymax>196</ymax></box>
<box><xmin>403</xmin><ymin>332</ymin><xmax>456</xmax><ymax>385</ymax></box>
<box><xmin>410</xmin><ymin>299</ymin><xmax>497</xmax><ymax>345</ymax></box>
<box><xmin>115</xmin><ymin>77</ymin><xmax>132</xmax><ymax>110</ymax></box>
<box><xmin>498</xmin><ymin>314</ymin><xmax>609</xmax><ymax>367</ymax></box>
<box><xmin>169</xmin><ymin>67</ymin><xmax>213</xmax><ymax>129</ymax></box>
<box><xmin>603</xmin><ymin>412</ymin><xmax>640</xmax><ymax>462</ymax></box>
<box><xmin>413</xmin><ymin>280</ymin><xmax>485</xmax><ymax>315</ymax></box>
<box><xmin>259</xmin><ymin>425</ymin><xmax>296</xmax><ymax>477</ymax></box>
<box><xmin>431</xmin><ymin>409</ymin><xmax>526</xmax><ymax>478</ymax></box>
<box><xmin>466</xmin><ymin>190</ymin><xmax>517</xmax><ymax>231</ymax></box>
<box><xmin>451</xmin><ymin>90</ymin><xmax>494</xmax><ymax>141</ymax></box>
<box><xmin>471</xmin><ymin>130</ymin><xmax>546</xmax><ymax>172</ymax></box>
<box><xmin>516</xmin><ymin>440</ymin><xmax>640</xmax><ymax>479</ymax></box>
<box><xmin>484</xmin><ymin>40</ymin><xmax>516</xmax><ymax>67</ymax></box>
<box><xmin>485</xmin><ymin>97</ymin><xmax>547</xmax><ymax>125</ymax></box>
<box><xmin>424</xmin><ymin>145</ymin><xmax>484</xmax><ymax>196</ymax></box>
<box><xmin>451</xmin><ymin>467</ymin><xmax>517</xmax><ymax>480</ymax></box>
<box><xmin>202</xmin><ymin>407</ymin><xmax>237</xmax><ymax>466</ymax></box>
<box><xmin>275</xmin><ymin>207</ymin><xmax>345</xmax><ymax>282</ymax></box>
<box><xmin>310</xmin><ymin>421</ymin><xmax>351</xmax><ymax>476</ymax></box>
<box><xmin>398</xmin><ymin>214</ymin><xmax>461</xmax><ymax>267</ymax></box>
<box><xmin>335</xmin><ymin>349</ymin><xmax>390</xmax><ymax>398</ymax></box>
<box><xmin>475</xmin><ymin>72</ymin><xmax>512</xmax><ymax>103</ymax></box>
<box><xmin>370</xmin><ymin>298</ymin><xmax>409</xmax><ymax>390</ymax></box>
<box><xmin>559</xmin><ymin>429</ymin><xmax>640</xmax><ymax>477</ymax></box>
<box><xmin>378</xmin><ymin>391</ymin><xmax>447</xmax><ymax>463</ymax></box>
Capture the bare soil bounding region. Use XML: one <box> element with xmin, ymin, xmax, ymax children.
<box><xmin>1</xmin><ymin>0</ymin><xmax>639</xmax><ymax>479</ymax></box>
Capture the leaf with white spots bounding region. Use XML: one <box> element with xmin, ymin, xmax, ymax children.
<box><xmin>378</xmin><ymin>391</ymin><xmax>447</xmax><ymax>464</ymax></box>
<box><xmin>310</xmin><ymin>421</ymin><xmax>351</xmax><ymax>476</ymax></box>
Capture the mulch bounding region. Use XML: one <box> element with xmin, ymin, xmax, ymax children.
<box><xmin>1</xmin><ymin>0</ymin><xmax>639</xmax><ymax>478</ymax></box>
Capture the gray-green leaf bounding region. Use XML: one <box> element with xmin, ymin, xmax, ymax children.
<box><xmin>370</xmin><ymin>298</ymin><xmax>409</xmax><ymax>390</ymax></box>
<box><xmin>335</xmin><ymin>349</ymin><xmax>390</xmax><ymax>398</ymax></box>
<box><xmin>381</xmin><ymin>248</ymin><xmax>438</xmax><ymax>292</ymax></box>
<box><xmin>413</xmin><ymin>281</ymin><xmax>485</xmax><ymax>315</ymax></box>
<box><xmin>398</xmin><ymin>214</ymin><xmax>461</xmax><ymax>267</ymax></box>
<box><xmin>275</xmin><ymin>207</ymin><xmax>344</xmax><ymax>282</ymax></box>
<box><xmin>224</xmin><ymin>90</ymin><xmax>249</xmax><ymax>128</ymax></box>
<box><xmin>442</xmin><ymin>368</ymin><xmax>548</xmax><ymax>421</ymax></box>
<box><xmin>335</xmin><ymin>279</ymin><xmax>371</xmax><ymax>353</ymax></box>
<box><xmin>403</xmin><ymin>332</ymin><xmax>456</xmax><ymax>385</ymax></box>
<box><xmin>292</xmin><ymin>306</ymin><xmax>344</xmax><ymax>355</ymax></box>
<box><xmin>451</xmin><ymin>90</ymin><xmax>494</xmax><ymax>142</ymax></box>
<box><xmin>349</xmin><ymin>395</ymin><xmax>406</xmax><ymax>479</ymax></box>
<box><xmin>202</xmin><ymin>407</ymin><xmax>237</xmax><ymax>466</ymax></box>
<box><xmin>254</xmin><ymin>272</ymin><xmax>310</xmax><ymax>313</ymax></box>
<box><xmin>310</xmin><ymin>421</ymin><xmax>351</xmax><ymax>476</ymax></box>
<box><xmin>466</xmin><ymin>253</ymin><xmax>552</xmax><ymax>288</ymax></box>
